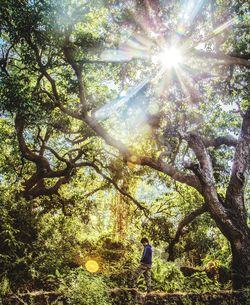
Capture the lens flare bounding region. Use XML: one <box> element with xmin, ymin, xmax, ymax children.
<box><xmin>130</xmin><ymin>155</ymin><xmax>138</xmax><ymax>163</ymax></box>
<box><xmin>85</xmin><ymin>260</ymin><xmax>99</xmax><ymax>273</ymax></box>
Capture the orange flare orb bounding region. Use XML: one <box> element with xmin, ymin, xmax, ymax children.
<box><xmin>85</xmin><ymin>260</ymin><xmax>99</xmax><ymax>273</ymax></box>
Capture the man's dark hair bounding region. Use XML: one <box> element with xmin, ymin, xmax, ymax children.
<box><xmin>140</xmin><ymin>237</ymin><xmax>149</xmax><ymax>244</ymax></box>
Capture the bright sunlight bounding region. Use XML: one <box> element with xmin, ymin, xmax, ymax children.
<box><xmin>156</xmin><ymin>47</ymin><xmax>183</xmax><ymax>68</ymax></box>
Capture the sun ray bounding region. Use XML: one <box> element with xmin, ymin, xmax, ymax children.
<box><xmin>174</xmin><ymin>66</ymin><xmax>202</xmax><ymax>104</ymax></box>
<box><xmin>194</xmin><ymin>16</ymin><xmax>243</xmax><ymax>49</ymax></box>
<box><xmin>94</xmin><ymin>77</ymin><xmax>151</xmax><ymax>121</ymax></box>
<box><xmin>177</xmin><ymin>0</ymin><xmax>208</xmax><ymax>28</ymax></box>
<box><xmin>93</xmin><ymin>0</ymin><xmax>246</xmax><ymax>145</ymax></box>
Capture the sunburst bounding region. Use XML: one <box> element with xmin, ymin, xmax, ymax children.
<box><xmin>93</xmin><ymin>1</ymin><xmax>245</xmax><ymax>142</ymax></box>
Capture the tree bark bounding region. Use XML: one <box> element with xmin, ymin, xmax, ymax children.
<box><xmin>231</xmin><ymin>231</ymin><xmax>250</xmax><ymax>290</ymax></box>
<box><xmin>225</xmin><ymin>109</ymin><xmax>250</xmax><ymax>289</ymax></box>
<box><xmin>186</xmin><ymin>109</ymin><xmax>250</xmax><ymax>290</ymax></box>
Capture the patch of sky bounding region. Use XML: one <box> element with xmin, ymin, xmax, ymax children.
<box><xmin>195</xmin><ymin>42</ymin><xmax>206</xmax><ymax>50</ymax></box>
<box><xmin>105</xmin><ymin>80</ymin><xmax>119</xmax><ymax>92</ymax></box>
<box><xmin>0</xmin><ymin>38</ymin><xmax>6</xmax><ymax>45</ymax></box>
<box><xmin>0</xmin><ymin>113</ymin><xmax>10</xmax><ymax>119</ymax></box>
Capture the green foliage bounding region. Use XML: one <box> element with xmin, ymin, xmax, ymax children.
<box><xmin>0</xmin><ymin>276</ymin><xmax>10</xmax><ymax>297</ymax></box>
<box><xmin>183</xmin><ymin>272</ymin><xmax>220</xmax><ymax>292</ymax></box>
<box><xmin>142</xmin><ymin>216</ymin><xmax>173</xmax><ymax>246</ymax></box>
<box><xmin>0</xmin><ymin>194</ymin><xmax>38</xmax><ymax>290</ymax></box>
<box><xmin>0</xmin><ymin>0</ymin><xmax>249</xmax><ymax>296</ymax></box>
<box><xmin>76</xmin><ymin>235</ymin><xmax>139</xmax><ymax>288</ymax></box>
<box><xmin>60</xmin><ymin>268</ymin><xmax>112</xmax><ymax>305</ymax></box>
<box><xmin>241</xmin><ymin>287</ymin><xmax>250</xmax><ymax>305</ymax></box>
<box><xmin>152</xmin><ymin>259</ymin><xmax>185</xmax><ymax>292</ymax></box>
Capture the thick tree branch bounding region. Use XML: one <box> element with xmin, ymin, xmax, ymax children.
<box><xmin>187</xmin><ymin>133</ymin><xmax>215</xmax><ymax>185</ymax></box>
<box><xmin>44</xmin><ymin>146</ymin><xmax>71</xmax><ymax>164</ymax></box>
<box><xmin>193</xmin><ymin>50</ymin><xmax>250</xmax><ymax>67</ymax></box>
<box><xmin>225</xmin><ymin>109</ymin><xmax>250</xmax><ymax>222</ymax></box>
<box><xmin>63</xmin><ymin>37</ymin><xmax>87</xmax><ymax>113</ymax></box>
<box><xmin>167</xmin><ymin>203</ymin><xmax>208</xmax><ymax>261</ymax></box>
<box><xmin>27</xmin><ymin>175</ymin><xmax>71</xmax><ymax>199</ymax></box>
<box><xmin>187</xmin><ymin>133</ymin><xmax>242</xmax><ymax>239</ymax></box>
<box><xmin>138</xmin><ymin>156</ymin><xmax>202</xmax><ymax>192</ymax></box>
<box><xmin>15</xmin><ymin>114</ymin><xmax>51</xmax><ymax>171</ymax></box>
<box><xmin>39</xmin><ymin>129</ymin><xmax>51</xmax><ymax>155</ymax></box>
<box><xmin>202</xmin><ymin>135</ymin><xmax>238</xmax><ymax>148</ymax></box>
<box><xmin>83</xmin><ymin>115</ymin><xmax>132</xmax><ymax>158</ymax></box>
<box><xmin>56</xmin><ymin>108</ymin><xmax>203</xmax><ymax>193</ymax></box>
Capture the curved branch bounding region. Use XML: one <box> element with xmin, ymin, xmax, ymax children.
<box><xmin>193</xmin><ymin>50</ymin><xmax>250</xmax><ymax>67</ymax></box>
<box><xmin>63</xmin><ymin>38</ymin><xmax>87</xmax><ymax>113</ymax></box>
<box><xmin>225</xmin><ymin>109</ymin><xmax>250</xmax><ymax>221</ymax></box>
<box><xmin>44</xmin><ymin>146</ymin><xmax>70</xmax><ymax>164</ymax></box>
<box><xmin>187</xmin><ymin>133</ymin><xmax>242</xmax><ymax>239</ymax></box>
<box><xmin>186</xmin><ymin>133</ymin><xmax>216</xmax><ymax>186</ymax></box>
<box><xmin>138</xmin><ymin>156</ymin><xmax>202</xmax><ymax>192</ymax></box>
<box><xmin>26</xmin><ymin>175</ymin><xmax>71</xmax><ymax>199</ymax></box>
<box><xmin>83</xmin><ymin>115</ymin><xmax>132</xmax><ymax>158</ymax></box>
<box><xmin>15</xmin><ymin>114</ymin><xmax>51</xmax><ymax>171</ymax></box>
<box><xmin>57</xmin><ymin>108</ymin><xmax>203</xmax><ymax>193</ymax></box>
<box><xmin>167</xmin><ymin>203</ymin><xmax>208</xmax><ymax>261</ymax></box>
<box><xmin>39</xmin><ymin>129</ymin><xmax>51</xmax><ymax>156</ymax></box>
<box><xmin>202</xmin><ymin>135</ymin><xmax>238</xmax><ymax>148</ymax></box>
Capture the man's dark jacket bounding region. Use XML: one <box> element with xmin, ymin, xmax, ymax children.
<box><xmin>140</xmin><ymin>244</ymin><xmax>152</xmax><ymax>265</ymax></box>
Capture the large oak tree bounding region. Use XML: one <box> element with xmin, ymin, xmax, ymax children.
<box><xmin>0</xmin><ymin>0</ymin><xmax>249</xmax><ymax>289</ymax></box>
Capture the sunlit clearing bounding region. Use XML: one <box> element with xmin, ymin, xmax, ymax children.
<box><xmin>85</xmin><ymin>260</ymin><xmax>99</xmax><ymax>273</ymax></box>
<box><xmin>154</xmin><ymin>48</ymin><xmax>183</xmax><ymax>68</ymax></box>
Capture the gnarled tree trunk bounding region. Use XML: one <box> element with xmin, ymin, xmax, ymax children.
<box><xmin>185</xmin><ymin>109</ymin><xmax>250</xmax><ymax>290</ymax></box>
<box><xmin>230</xmin><ymin>232</ymin><xmax>250</xmax><ymax>290</ymax></box>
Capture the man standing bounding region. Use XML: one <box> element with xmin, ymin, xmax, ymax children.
<box><xmin>130</xmin><ymin>237</ymin><xmax>153</xmax><ymax>293</ymax></box>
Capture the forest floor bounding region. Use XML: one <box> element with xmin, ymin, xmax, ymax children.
<box><xmin>111</xmin><ymin>288</ymin><xmax>249</xmax><ymax>305</ymax></box>
<box><xmin>2</xmin><ymin>288</ymin><xmax>249</xmax><ymax>305</ymax></box>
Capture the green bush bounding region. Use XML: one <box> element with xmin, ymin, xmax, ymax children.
<box><xmin>0</xmin><ymin>276</ymin><xmax>10</xmax><ymax>297</ymax></box>
<box><xmin>152</xmin><ymin>259</ymin><xmax>185</xmax><ymax>292</ymax></box>
<box><xmin>183</xmin><ymin>271</ymin><xmax>220</xmax><ymax>292</ymax></box>
<box><xmin>60</xmin><ymin>268</ymin><xmax>112</xmax><ymax>305</ymax></box>
<box><xmin>0</xmin><ymin>196</ymin><xmax>38</xmax><ymax>291</ymax></box>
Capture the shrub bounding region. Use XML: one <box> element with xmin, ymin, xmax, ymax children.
<box><xmin>60</xmin><ymin>268</ymin><xmax>112</xmax><ymax>305</ymax></box>
<box><xmin>151</xmin><ymin>259</ymin><xmax>185</xmax><ymax>292</ymax></box>
<box><xmin>183</xmin><ymin>271</ymin><xmax>220</xmax><ymax>292</ymax></box>
<box><xmin>0</xmin><ymin>276</ymin><xmax>10</xmax><ymax>297</ymax></box>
